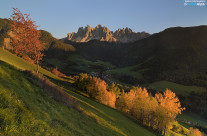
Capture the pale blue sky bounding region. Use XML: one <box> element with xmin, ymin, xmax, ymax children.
<box><xmin>0</xmin><ymin>0</ymin><xmax>206</xmax><ymax>38</ymax></box>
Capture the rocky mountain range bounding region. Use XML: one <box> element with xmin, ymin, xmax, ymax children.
<box><xmin>66</xmin><ymin>24</ymin><xmax>150</xmax><ymax>43</ymax></box>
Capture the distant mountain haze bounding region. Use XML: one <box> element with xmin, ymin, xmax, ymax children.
<box><xmin>66</xmin><ymin>24</ymin><xmax>150</xmax><ymax>43</ymax></box>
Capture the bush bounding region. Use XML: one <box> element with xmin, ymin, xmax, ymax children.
<box><xmin>188</xmin><ymin>127</ymin><xmax>202</xmax><ymax>136</ymax></box>
<box><xmin>74</xmin><ymin>73</ymin><xmax>116</xmax><ymax>108</ymax></box>
<box><xmin>74</xmin><ymin>73</ymin><xmax>90</xmax><ymax>92</ymax></box>
<box><xmin>108</xmin><ymin>83</ymin><xmax>121</xmax><ymax>98</ymax></box>
<box><xmin>51</xmin><ymin>68</ymin><xmax>66</xmax><ymax>77</ymax></box>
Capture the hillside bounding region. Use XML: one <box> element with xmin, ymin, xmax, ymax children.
<box><xmin>39</xmin><ymin>29</ymin><xmax>77</xmax><ymax>70</ymax></box>
<box><xmin>123</xmin><ymin>26</ymin><xmax>207</xmax><ymax>87</ymax></box>
<box><xmin>68</xmin><ymin>26</ymin><xmax>207</xmax><ymax>88</ymax></box>
<box><xmin>0</xmin><ymin>48</ymin><xmax>156</xmax><ymax>135</ymax></box>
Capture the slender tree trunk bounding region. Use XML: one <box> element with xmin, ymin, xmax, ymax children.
<box><xmin>35</xmin><ymin>48</ymin><xmax>39</xmax><ymax>74</ymax></box>
<box><xmin>163</xmin><ymin>124</ymin><xmax>167</xmax><ymax>136</ymax></box>
<box><xmin>36</xmin><ymin>60</ymin><xmax>39</xmax><ymax>74</ymax></box>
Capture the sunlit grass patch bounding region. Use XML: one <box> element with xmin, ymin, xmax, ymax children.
<box><xmin>148</xmin><ymin>81</ymin><xmax>207</xmax><ymax>96</ymax></box>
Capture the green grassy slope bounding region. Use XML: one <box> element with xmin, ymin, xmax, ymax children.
<box><xmin>0</xmin><ymin>48</ymin><xmax>155</xmax><ymax>135</ymax></box>
<box><xmin>179</xmin><ymin>112</ymin><xmax>207</xmax><ymax>128</ymax></box>
<box><xmin>45</xmin><ymin>53</ymin><xmax>115</xmax><ymax>75</ymax></box>
<box><xmin>148</xmin><ymin>81</ymin><xmax>207</xmax><ymax>96</ymax></box>
<box><xmin>0</xmin><ymin>60</ymin><xmax>133</xmax><ymax>135</ymax></box>
<box><xmin>108</xmin><ymin>64</ymin><xmax>143</xmax><ymax>80</ymax></box>
<box><xmin>0</xmin><ymin>48</ymin><xmax>56</xmax><ymax>79</ymax></box>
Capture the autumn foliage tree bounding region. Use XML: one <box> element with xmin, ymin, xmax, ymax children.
<box><xmin>155</xmin><ymin>89</ymin><xmax>185</xmax><ymax>134</ymax></box>
<box><xmin>51</xmin><ymin>68</ymin><xmax>66</xmax><ymax>77</ymax></box>
<box><xmin>131</xmin><ymin>88</ymin><xmax>158</xmax><ymax>126</ymax></box>
<box><xmin>87</xmin><ymin>77</ymin><xmax>116</xmax><ymax>107</ymax></box>
<box><xmin>74</xmin><ymin>73</ymin><xmax>116</xmax><ymax>108</ymax></box>
<box><xmin>188</xmin><ymin>127</ymin><xmax>202</xmax><ymax>136</ymax></box>
<box><xmin>74</xmin><ymin>73</ymin><xmax>90</xmax><ymax>92</ymax></box>
<box><xmin>108</xmin><ymin>83</ymin><xmax>121</xmax><ymax>98</ymax></box>
<box><xmin>74</xmin><ymin>74</ymin><xmax>185</xmax><ymax>134</ymax></box>
<box><xmin>9</xmin><ymin>8</ymin><xmax>44</xmax><ymax>73</ymax></box>
<box><xmin>116</xmin><ymin>87</ymin><xmax>158</xmax><ymax>126</ymax></box>
<box><xmin>116</xmin><ymin>87</ymin><xmax>185</xmax><ymax>134</ymax></box>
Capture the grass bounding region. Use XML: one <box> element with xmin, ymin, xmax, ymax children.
<box><xmin>179</xmin><ymin>112</ymin><xmax>207</xmax><ymax>128</ymax></box>
<box><xmin>0</xmin><ymin>47</ymin><xmax>156</xmax><ymax>135</ymax></box>
<box><xmin>0</xmin><ymin>60</ymin><xmax>156</xmax><ymax>136</ymax></box>
<box><xmin>0</xmin><ymin>61</ymin><xmax>81</xmax><ymax>135</ymax></box>
<box><xmin>107</xmin><ymin>64</ymin><xmax>143</xmax><ymax>80</ymax></box>
<box><xmin>46</xmin><ymin>54</ymin><xmax>115</xmax><ymax>74</ymax></box>
<box><xmin>2</xmin><ymin>47</ymin><xmax>206</xmax><ymax>136</ymax></box>
<box><xmin>105</xmin><ymin>64</ymin><xmax>149</xmax><ymax>86</ymax></box>
<box><xmin>62</xmin><ymin>84</ymin><xmax>155</xmax><ymax>136</ymax></box>
<box><xmin>44</xmin><ymin>58</ymin><xmax>64</xmax><ymax>68</ymax></box>
<box><xmin>69</xmin><ymin>54</ymin><xmax>115</xmax><ymax>72</ymax></box>
<box><xmin>0</xmin><ymin>48</ymin><xmax>57</xmax><ymax>79</ymax></box>
<box><xmin>148</xmin><ymin>81</ymin><xmax>207</xmax><ymax>96</ymax></box>
<box><xmin>105</xmin><ymin>58</ymin><xmax>154</xmax><ymax>85</ymax></box>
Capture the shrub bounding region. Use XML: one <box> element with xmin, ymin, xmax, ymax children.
<box><xmin>108</xmin><ymin>83</ymin><xmax>121</xmax><ymax>98</ymax></box>
<box><xmin>51</xmin><ymin>68</ymin><xmax>66</xmax><ymax>77</ymax></box>
<box><xmin>188</xmin><ymin>127</ymin><xmax>202</xmax><ymax>136</ymax></box>
<box><xmin>74</xmin><ymin>73</ymin><xmax>90</xmax><ymax>92</ymax></box>
<box><xmin>74</xmin><ymin>73</ymin><xmax>116</xmax><ymax>108</ymax></box>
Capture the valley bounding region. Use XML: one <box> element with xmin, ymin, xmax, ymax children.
<box><xmin>0</xmin><ymin>5</ymin><xmax>207</xmax><ymax>135</ymax></box>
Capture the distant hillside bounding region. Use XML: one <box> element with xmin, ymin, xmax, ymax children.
<box><xmin>39</xmin><ymin>30</ymin><xmax>76</xmax><ymax>66</ymax></box>
<box><xmin>66</xmin><ymin>24</ymin><xmax>150</xmax><ymax>43</ymax></box>
<box><xmin>69</xmin><ymin>26</ymin><xmax>207</xmax><ymax>87</ymax></box>
<box><xmin>123</xmin><ymin>26</ymin><xmax>207</xmax><ymax>86</ymax></box>
<box><xmin>40</xmin><ymin>30</ymin><xmax>75</xmax><ymax>52</ymax></box>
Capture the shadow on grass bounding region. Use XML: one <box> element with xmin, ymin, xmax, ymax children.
<box><xmin>44</xmin><ymin>75</ymin><xmax>74</xmax><ymax>90</ymax></box>
<box><xmin>44</xmin><ymin>74</ymin><xmax>115</xmax><ymax>119</ymax></box>
<box><xmin>44</xmin><ymin>73</ymin><xmax>159</xmax><ymax>136</ymax></box>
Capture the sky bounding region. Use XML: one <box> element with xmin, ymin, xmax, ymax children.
<box><xmin>0</xmin><ymin>0</ymin><xmax>207</xmax><ymax>38</ymax></box>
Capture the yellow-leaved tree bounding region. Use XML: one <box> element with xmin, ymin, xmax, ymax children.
<box><xmin>155</xmin><ymin>89</ymin><xmax>185</xmax><ymax>135</ymax></box>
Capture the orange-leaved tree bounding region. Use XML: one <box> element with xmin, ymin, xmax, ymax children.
<box><xmin>9</xmin><ymin>8</ymin><xmax>44</xmax><ymax>73</ymax></box>
<box><xmin>188</xmin><ymin>127</ymin><xmax>202</xmax><ymax>136</ymax></box>
<box><xmin>155</xmin><ymin>89</ymin><xmax>185</xmax><ymax>135</ymax></box>
<box><xmin>86</xmin><ymin>76</ymin><xmax>116</xmax><ymax>108</ymax></box>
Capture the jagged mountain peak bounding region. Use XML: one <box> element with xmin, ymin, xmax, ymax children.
<box><xmin>66</xmin><ymin>25</ymin><xmax>150</xmax><ymax>43</ymax></box>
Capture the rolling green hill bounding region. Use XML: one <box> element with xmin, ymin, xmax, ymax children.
<box><xmin>0</xmin><ymin>47</ymin><xmax>157</xmax><ymax>135</ymax></box>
